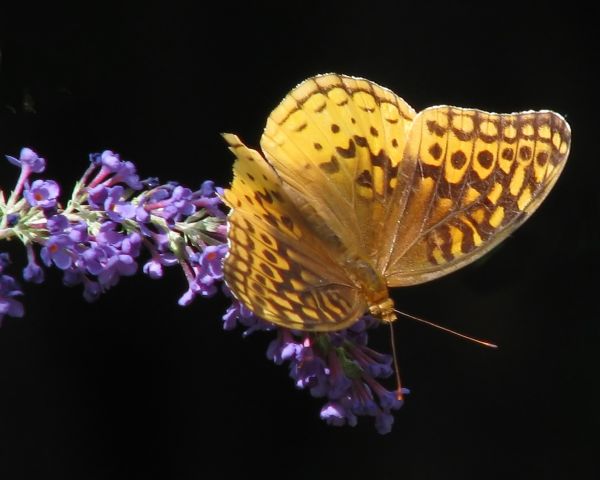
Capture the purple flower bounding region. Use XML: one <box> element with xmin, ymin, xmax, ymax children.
<box><xmin>221</xmin><ymin>296</ymin><xmax>269</xmax><ymax>334</ymax></box>
<box><xmin>81</xmin><ymin>244</ymin><xmax>137</xmax><ymax>289</ymax></box>
<box><xmin>89</xmin><ymin>150</ymin><xmax>121</xmax><ymax>170</ymax></box>
<box><xmin>320</xmin><ymin>401</ymin><xmax>358</xmax><ymax>428</ymax></box>
<box><xmin>325</xmin><ymin>349</ymin><xmax>353</xmax><ymax>399</ymax></box>
<box><xmin>88</xmin><ymin>185</ymin><xmax>136</xmax><ymax>222</ymax></box>
<box><xmin>143</xmin><ymin>259</ymin><xmax>164</xmax><ymax>279</ymax></box>
<box><xmin>198</xmin><ymin>245</ymin><xmax>226</xmax><ymax>279</ymax></box>
<box><xmin>267</xmin><ymin>329</ymin><xmax>302</xmax><ymax>364</ymax></box>
<box><xmin>47</xmin><ymin>214</ymin><xmax>69</xmax><ymax>234</ymax></box>
<box><xmin>198</xmin><ymin>180</ymin><xmax>216</xmax><ymax>197</ymax></box>
<box><xmin>349</xmin><ymin>380</ymin><xmax>378</xmax><ymax>416</ymax></box>
<box><xmin>161</xmin><ymin>186</ymin><xmax>196</xmax><ymax>221</ymax></box>
<box><xmin>193</xmin><ymin>180</ymin><xmax>224</xmax><ymax>217</ymax></box>
<box><xmin>23</xmin><ymin>246</ymin><xmax>44</xmax><ymax>284</ymax></box>
<box><xmin>24</xmin><ymin>179</ymin><xmax>60</xmax><ymax>209</ymax></box>
<box><xmin>109</xmin><ymin>160</ymin><xmax>142</xmax><ymax>190</ymax></box>
<box><xmin>95</xmin><ymin>221</ymin><xmax>124</xmax><ymax>246</ymax></box>
<box><xmin>142</xmin><ymin>184</ymin><xmax>201</xmax><ymax>223</ymax></box>
<box><xmin>0</xmin><ymin>271</ymin><xmax>24</xmax><ymax>325</ymax></box>
<box><xmin>5</xmin><ymin>147</ymin><xmax>45</xmax><ymax>173</ymax></box>
<box><xmin>121</xmin><ymin>232</ymin><xmax>141</xmax><ymax>257</ymax></box>
<box><xmin>179</xmin><ymin>245</ymin><xmax>228</xmax><ymax>305</ymax></box>
<box><xmin>68</xmin><ymin>222</ymin><xmax>89</xmax><ymax>243</ymax></box>
<box><xmin>82</xmin><ymin>279</ymin><xmax>102</xmax><ymax>302</ymax></box>
<box><xmin>40</xmin><ymin>235</ymin><xmax>75</xmax><ymax>270</ymax></box>
<box><xmin>0</xmin><ymin>253</ymin><xmax>10</xmax><ymax>272</ymax></box>
<box><xmin>291</xmin><ymin>342</ymin><xmax>330</xmax><ymax>394</ymax></box>
<box><xmin>88</xmin><ymin>151</ymin><xmax>142</xmax><ymax>190</ymax></box>
<box><xmin>143</xmin><ymin>252</ymin><xmax>178</xmax><ymax>280</ymax></box>
<box><xmin>81</xmin><ymin>234</ymin><xmax>138</xmax><ymax>290</ymax></box>
<box><xmin>374</xmin><ymin>411</ymin><xmax>395</xmax><ymax>435</ymax></box>
<box><xmin>105</xmin><ymin>186</ymin><xmax>137</xmax><ymax>222</ymax></box>
<box><xmin>348</xmin><ymin>343</ymin><xmax>394</xmax><ymax>378</ymax></box>
<box><xmin>87</xmin><ymin>184</ymin><xmax>109</xmax><ymax>209</ymax></box>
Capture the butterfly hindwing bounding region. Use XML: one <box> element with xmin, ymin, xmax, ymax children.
<box><xmin>222</xmin><ymin>133</ymin><xmax>367</xmax><ymax>331</ymax></box>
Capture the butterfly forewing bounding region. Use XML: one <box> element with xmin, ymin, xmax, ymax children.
<box><xmin>222</xmin><ymin>133</ymin><xmax>367</xmax><ymax>331</ymax></box>
<box><xmin>260</xmin><ymin>74</ymin><xmax>415</xmax><ymax>264</ymax></box>
<box><xmin>385</xmin><ymin>107</ymin><xmax>571</xmax><ymax>286</ymax></box>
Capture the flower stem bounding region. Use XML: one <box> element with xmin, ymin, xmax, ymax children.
<box><xmin>7</xmin><ymin>166</ymin><xmax>31</xmax><ymax>209</ymax></box>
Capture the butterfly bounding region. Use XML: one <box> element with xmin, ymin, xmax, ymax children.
<box><xmin>222</xmin><ymin>74</ymin><xmax>570</xmax><ymax>332</ymax></box>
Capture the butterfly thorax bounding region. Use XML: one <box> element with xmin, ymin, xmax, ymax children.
<box><xmin>344</xmin><ymin>256</ymin><xmax>397</xmax><ymax>324</ymax></box>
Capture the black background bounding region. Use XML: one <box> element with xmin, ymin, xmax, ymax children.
<box><xmin>0</xmin><ymin>2</ymin><xmax>598</xmax><ymax>479</ymax></box>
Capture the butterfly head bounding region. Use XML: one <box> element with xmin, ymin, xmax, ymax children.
<box><xmin>368</xmin><ymin>297</ymin><xmax>396</xmax><ymax>324</ymax></box>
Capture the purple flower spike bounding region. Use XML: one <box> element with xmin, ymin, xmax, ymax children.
<box><xmin>24</xmin><ymin>179</ymin><xmax>60</xmax><ymax>209</ymax></box>
<box><xmin>5</xmin><ymin>147</ymin><xmax>46</xmax><ymax>173</ymax></box>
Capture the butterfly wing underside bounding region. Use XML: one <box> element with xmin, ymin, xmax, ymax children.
<box><xmin>222</xmin><ymin>133</ymin><xmax>367</xmax><ymax>331</ymax></box>
<box><xmin>385</xmin><ymin>106</ymin><xmax>571</xmax><ymax>285</ymax></box>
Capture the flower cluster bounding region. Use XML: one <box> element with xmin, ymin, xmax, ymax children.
<box><xmin>0</xmin><ymin>148</ymin><xmax>227</xmax><ymax>304</ymax></box>
<box><xmin>223</xmin><ymin>300</ymin><xmax>407</xmax><ymax>433</ymax></box>
<box><xmin>0</xmin><ymin>147</ymin><xmax>406</xmax><ymax>433</ymax></box>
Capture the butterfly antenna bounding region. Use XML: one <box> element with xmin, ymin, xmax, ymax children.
<box><xmin>393</xmin><ymin>309</ymin><xmax>498</xmax><ymax>349</ymax></box>
<box><xmin>388</xmin><ymin>321</ymin><xmax>404</xmax><ymax>401</ymax></box>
